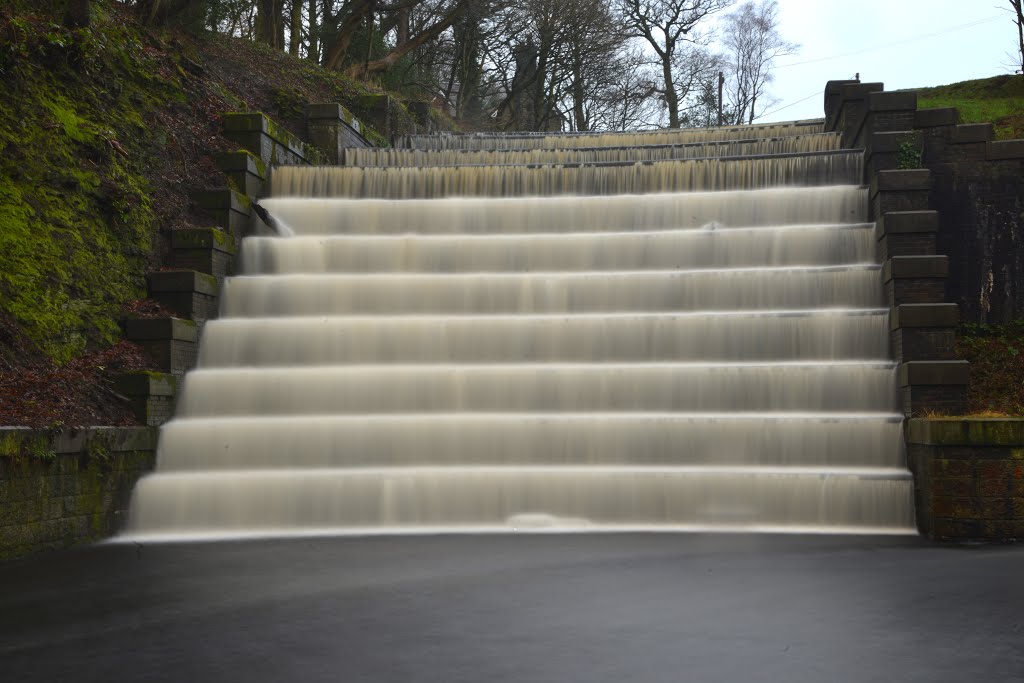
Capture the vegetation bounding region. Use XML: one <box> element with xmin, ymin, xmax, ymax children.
<box><xmin>0</xmin><ymin>0</ymin><xmax>412</xmax><ymax>426</ymax></box>
<box><xmin>116</xmin><ymin>0</ymin><xmax>799</xmax><ymax>132</ymax></box>
<box><xmin>957</xmin><ymin>322</ymin><xmax>1024</xmax><ymax>416</ymax></box>
<box><xmin>916</xmin><ymin>74</ymin><xmax>1024</xmax><ymax>140</ymax></box>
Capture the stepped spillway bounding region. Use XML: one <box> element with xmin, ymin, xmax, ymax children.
<box><xmin>124</xmin><ymin>120</ymin><xmax>915</xmax><ymax>540</ymax></box>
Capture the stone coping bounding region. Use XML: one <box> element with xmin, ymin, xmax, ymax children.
<box><xmin>0</xmin><ymin>426</ymin><xmax>159</xmax><ymax>456</ymax></box>
<box><xmin>907</xmin><ymin>418</ymin><xmax>1024</xmax><ymax>446</ymax></box>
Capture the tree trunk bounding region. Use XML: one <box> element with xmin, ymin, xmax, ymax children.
<box><xmin>289</xmin><ymin>0</ymin><xmax>302</xmax><ymax>56</ymax></box>
<box><xmin>322</xmin><ymin>0</ymin><xmax>373</xmax><ymax>71</ymax></box>
<box><xmin>64</xmin><ymin>0</ymin><xmax>91</xmax><ymax>28</ymax></box>
<box><xmin>256</xmin><ymin>0</ymin><xmax>284</xmax><ymax>49</ymax></box>
<box><xmin>1014</xmin><ymin>0</ymin><xmax>1024</xmax><ymax>74</ymax></box>
<box><xmin>572</xmin><ymin>62</ymin><xmax>587</xmax><ymax>131</ymax></box>
<box><xmin>346</xmin><ymin>3</ymin><xmax>466</xmax><ymax>79</ymax></box>
<box><xmin>396</xmin><ymin>7</ymin><xmax>410</xmax><ymax>46</ymax></box>
<box><xmin>307</xmin><ymin>0</ymin><xmax>318</xmax><ymax>62</ymax></box>
<box><xmin>662</xmin><ymin>58</ymin><xmax>679</xmax><ymax>128</ymax></box>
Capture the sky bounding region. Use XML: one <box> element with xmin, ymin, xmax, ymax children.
<box><xmin>746</xmin><ymin>0</ymin><xmax>1020</xmax><ymax>122</ymax></box>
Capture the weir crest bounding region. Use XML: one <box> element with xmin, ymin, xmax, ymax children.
<box><xmin>124</xmin><ymin>119</ymin><xmax>915</xmax><ymax>540</ymax></box>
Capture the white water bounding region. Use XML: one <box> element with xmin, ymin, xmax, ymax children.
<box><xmin>123</xmin><ymin>117</ymin><xmax>914</xmax><ymax>540</ymax></box>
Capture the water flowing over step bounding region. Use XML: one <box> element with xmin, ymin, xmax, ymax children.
<box><xmin>124</xmin><ymin>118</ymin><xmax>915</xmax><ymax>540</ymax></box>
<box><xmin>399</xmin><ymin>119</ymin><xmax>826</xmax><ymax>150</ymax></box>
<box><xmin>343</xmin><ymin>133</ymin><xmax>841</xmax><ymax>166</ymax></box>
<box><xmin>270</xmin><ymin>150</ymin><xmax>863</xmax><ymax>198</ymax></box>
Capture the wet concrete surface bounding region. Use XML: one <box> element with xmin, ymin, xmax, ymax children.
<box><xmin>1</xmin><ymin>534</ymin><xmax>1022</xmax><ymax>682</ymax></box>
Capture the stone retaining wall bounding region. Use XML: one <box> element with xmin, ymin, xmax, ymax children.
<box><xmin>0</xmin><ymin>427</ymin><xmax>158</xmax><ymax>560</ymax></box>
<box><xmin>906</xmin><ymin>418</ymin><xmax>1024</xmax><ymax>540</ymax></box>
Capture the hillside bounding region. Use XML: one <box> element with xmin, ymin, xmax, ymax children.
<box><xmin>916</xmin><ymin>74</ymin><xmax>1024</xmax><ymax>140</ymax></box>
<box><xmin>0</xmin><ymin>0</ymin><xmax>436</xmax><ymax>427</ymax></box>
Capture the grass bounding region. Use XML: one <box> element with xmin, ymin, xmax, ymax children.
<box><xmin>915</xmin><ymin>74</ymin><xmax>1024</xmax><ymax>140</ymax></box>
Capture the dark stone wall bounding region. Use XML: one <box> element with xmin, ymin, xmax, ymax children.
<box><xmin>907</xmin><ymin>419</ymin><xmax>1024</xmax><ymax>540</ymax></box>
<box><xmin>928</xmin><ymin>150</ymin><xmax>1024</xmax><ymax>323</ymax></box>
<box><xmin>0</xmin><ymin>427</ymin><xmax>157</xmax><ymax>560</ymax></box>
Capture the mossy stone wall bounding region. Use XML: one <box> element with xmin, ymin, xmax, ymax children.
<box><xmin>0</xmin><ymin>427</ymin><xmax>157</xmax><ymax>560</ymax></box>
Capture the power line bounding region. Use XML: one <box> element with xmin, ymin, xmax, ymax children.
<box><xmin>775</xmin><ymin>13</ymin><xmax>1003</xmax><ymax>70</ymax></box>
<box><xmin>760</xmin><ymin>88</ymin><xmax>824</xmax><ymax>119</ymax></box>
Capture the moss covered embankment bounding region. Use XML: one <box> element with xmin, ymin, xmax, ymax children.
<box><xmin>0</xmin><ymin>1</ymin><xmax>436</xmax><ymax>426</ymax></box>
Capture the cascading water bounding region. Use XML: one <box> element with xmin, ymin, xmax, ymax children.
<box><xmin>123</xmin><ymin>120</ymin><xmax>915</xmax><ymax>540</ymax></box>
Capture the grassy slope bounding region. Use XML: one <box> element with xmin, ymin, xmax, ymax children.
<box><xmin>916</xmin><ymin>74</ymin><xmax>1024</xmax><ymax>140</ymax></box>
<box><xmin>0</xmin><ymin>1</ymin><xmax>434</xmax><ymax>426</ymax></box>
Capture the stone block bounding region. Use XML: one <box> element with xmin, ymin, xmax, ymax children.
<box><xmin>871</xmin><ymin>169</ymin><xmax>931</xmax><ymax>195</ymax></box>
<box><xmin>951</xmin><ymin>123</ymin><xmax>994</xmax><ymax>144</ymax></box>
<box><xmin>890</xmin><ymin>303</ymin><xmax>959</xmax><ymax>329</ymax></box>
<box><xmin>906</xmin><ymin>418</ymin><xmax>1024</xmax><ymax>446</ymax></box>
<box><xmin>868</xmin><ymin>90</ymin><xmax>916</xmax><ymax>112</ymax></box>
<box><xmin>892</xmin><ymin>328</ymin><xmax>957</xmax><ymax>362</ymax></box>
<box><xmin>146</xmin><ymin>270</ymin><xmax>220</xmax><ymax>324</ymax></box>
<box><xmin>192</xmin><ymin>189</ymin><xmax>251</xmax><ymax>239</ymax></box>
<box><xmin>147</xmin><ymin>270</ymin><xmax>219</xmax><ymax>297</ymax></box>
<box><xmin>114</xmin><ymin>372</ymin><xmax>177</xmax><ymax>398</ymax></box>
<box><xmin>986</xmin><ymin>140</ymin><xmax>1024</xmax><ymax>161</ymax></box>
<box><xmin>877</xmin><ymin>233</ymin><xmax>935</xmax><ymax>261</ymax></box>
<box><xmin>882</xmin><ymin>255</ymin><xmax>948</xmax><ymax>282</ymax></box>
<box><xmin>878</xmin><ymin>211</ymin><xmax>939</xmax><ymax>235</ymax></box>
<box><xmin>124</xmin><ymin>317</ymin><xmax>198</xmax><ymax>343</ymax></box>
<box><xmin>915</xmin><ymin>108</ymin><xmax>959</xmax><ymax>128</ymax></box>
<box><xmin>124</xmin><ymin>318</ymin><xmax>198</xmax><ymax>376</ymax></box>
<box><xmin>898</xmin><ymin>361</ymin><xmax>969</xmax><ymax>387</ymax></box>
<box><xmin>871</xmin><ymin>189</ymin><xmax>930</xmax><ymax>218</ymax></box>
<box><xmin>172</xmin><ymin>228</ymin><xmax>235</xmax><ymax>282</ymax></box>
<box><xmin>215</xmin><ymin>151</ymin><xmax>267</xmax><ymax>198</ymax></box>
<box><xmin>839</xmin><ymin>82</ymin><xmax>884</xmax><ymax>100</ymax></box>
<box><xmin>869</xmin><ymin>131</ymin><xmax>923</xmax><ymax>154</ymax></box>
<box><xmin>171</xmin><ymin>227</ymin><xmax>237</xmax><ymax>254</ymax></box>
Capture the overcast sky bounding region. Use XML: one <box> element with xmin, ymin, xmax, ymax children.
<box><xmin>738</xmin><ymin>0</ymin><xmax>1020</xmax><ymax>122</ymax></box>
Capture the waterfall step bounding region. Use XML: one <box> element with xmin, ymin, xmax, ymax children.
<box><xmin>198</xmin><ymin>310</ymin><xmax>891</xmax><ymax>365</ymax></box>
<box><xmin>124</xmin><ymin>466</ymin><xmax>914</xmax><ymax>540</ymax></box>
<box><xmin>258</xmin><ymin>187</ymin><xmax>866</xmax><ymax>234</ymax></box>
<box><xmin>175</xmin><ymin>363</ymin><xmax>899</xmax><ymax>416</ymax></box>
<box><xmin>126</xmin><ymin>119</ymin><xmax>914</xmax><ymax>539</ymax></box>
<box><xmin>220</xmin><ymin>266</ymin><xmax>883</xmax><ymax>315</ymax></box>
<box><xmin>155</xmin><ymin>413</ymin><xmax>906</xmax><ymax>471</ymax></box>
<box><xmin>239</xmin><ymin>223</ymin><xmax>875</xmax><ymax>273</ymax></box>
<box><xmin>343</xmin><ymin>133</ymin><xmax>841</xmax><ymax>166</ymax></box>
<box><xmin>270</xmin><ymin>150</ymin><xmax>863</xmax><ymax>198</ymax></box>
<box><xmin>399</xmin><ymin>119</ymin><xmax>826</xmax><ymax>151</ymax></box>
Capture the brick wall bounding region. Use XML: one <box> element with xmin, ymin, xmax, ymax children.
<box><xmin>907</xmin><ymin>419</ymin><xmax>1024</xmax><ymax>540</ymax></box>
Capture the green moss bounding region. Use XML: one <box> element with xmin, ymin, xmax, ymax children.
<box><xmin>0</xmin><ymin>14</ymin><xmax>163</xmax><ymax>363</ymax></box>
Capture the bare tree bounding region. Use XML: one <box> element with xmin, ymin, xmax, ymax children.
<box><xmin>721</xmin><ymin>0</ymin><xmax>795</xmax><ymax>124</ymax></box>
<box><xmin>616</xmin><ymin>0</ymin><xmax>732</xmax><ymax>128</ymax></box>
<box><xmin>1010</xmin><ymin>0</ymin><xmax>1024</xmax><ymax>74</ymax></box>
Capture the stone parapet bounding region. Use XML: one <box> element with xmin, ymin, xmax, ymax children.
<box><xmin>123</xmin><ymin>317</ymin><xmax>198</xmax><ymax>377</ymax></box>
<box><xmin>306</xmin><ymin>103</ymin><xmax>372</xmax><ymax>163</ymax></box>
<box><xmin>223</xmin><ymin>112</ymin><xmax>328</xmax><ymax>167</ymax></box>
<box><xmin>171</xmin><ymin>227</ymin><xmax>236</xmax><ymax>283</ymax></box>
<box><xmin>215</xmin><ymin>150</ymin><xmax>267</xmax><ymax>198</ymax></box>
<box><xmin>147</xmin><ymin>270</ymin><xmax>220</xmax><ymax>326</ymax></box>
<box><xmin>192</xmin><ymin>188</ymin><xmax>251</xmax><ymax>240</ymax></box>
<box><xmin>113</xmin><ymin>371</ymin><xmax>177</xmax><ymax>426</ymax></box>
